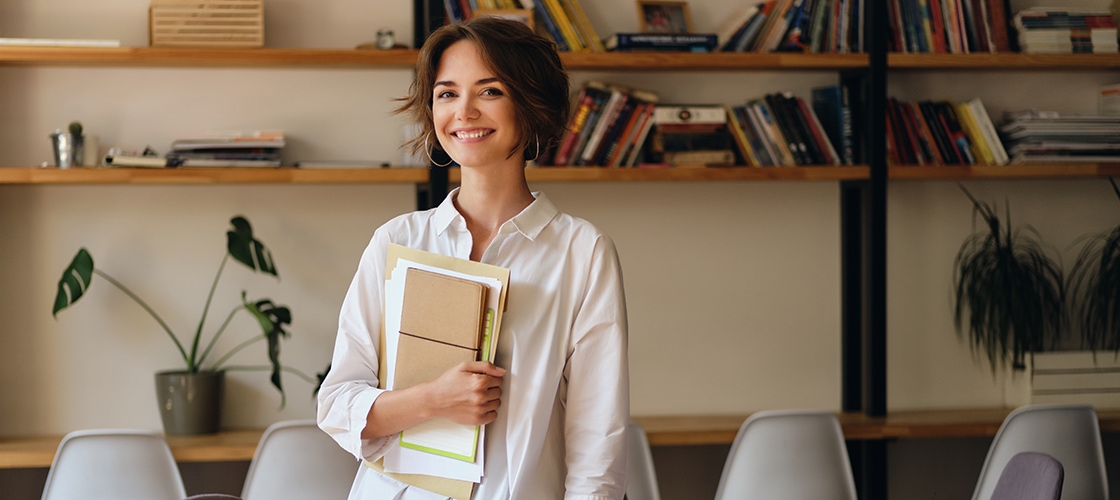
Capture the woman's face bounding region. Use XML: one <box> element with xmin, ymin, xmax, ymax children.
<box><xmin>432</xmin><ymin>40</ymin><xmax>521</xmax><ymax>169</ymax></box>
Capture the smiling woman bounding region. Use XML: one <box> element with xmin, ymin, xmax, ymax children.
<box><xmin>316</xmin><ymin>16</ymin><xmax>630</xmax><ymax>500</ymax></box>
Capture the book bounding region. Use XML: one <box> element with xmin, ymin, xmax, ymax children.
<box><xmin>563</xmin><ymin>0</ymin><xmax>605</xmax><ymax>52</ymax></box>
<box><xmin>717</xmin><ymin>3</ymin><xmax>762</xmax><ymax>50</ymax></box>
<box><xmin>604</xmin><ymin>33</ymin><xmax>719</xmax><ymax>52</ymax></box>
<box><xmin>812</xmin><ymin>84</ymin><xmax>854</xmax><ymax>165</ymax></box>
<box><xmin>553</xmin><ymin>81</ymin><xmax>608</xmax><ymax>165</ymax></box>
<box><xmin>965</xmin><ymin>98</ymin><xmax>1008</xmax><ymax>164</ymax></box>
<box><xmin>531</xmin><ymin>0</ymin><xmax>571</xmax><ymax>51</ymax></box>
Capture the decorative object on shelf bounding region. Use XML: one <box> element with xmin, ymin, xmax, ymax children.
<box><xmin>49</xmin><ymin>121</ymin><xmax>85</xmax><ymax>168</ymax></box>
<box><xmin>1068</xmin><ymin>178</ymin><xmax>1120</xmax><ymax>353</ymax></box>
<box><xmin>149</xmin><ymin>0</ymin><xmax>264</xmax><ymax>48</ymax></box>
<box><xmin>952</xmin><ymin>184</ymin><xmax>1065</xmax><ymax>372</ymax></box>
<box><xmin>637</xmin><ymin>1</ymin><xmax>691</xmax><ymax>34</ymax></box>
<box><xmin>51</xmin><ymin>216</ymin><xmax>317</xmax><ymax>435</ymax></box>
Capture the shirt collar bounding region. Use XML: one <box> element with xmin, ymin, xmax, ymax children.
<box><xmin>433</xmin><ymin>187</ymin><xmax>558</xmax><ymax>240</ymax></box>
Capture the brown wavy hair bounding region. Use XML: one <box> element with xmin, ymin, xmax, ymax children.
<box><xmin>396</xmin><ymin>17</ymin><xmax>571</xmax><ymax>162</ymax></box>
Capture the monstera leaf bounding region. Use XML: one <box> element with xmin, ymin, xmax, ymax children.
<box><xmin>245</xmin><ymin>295</ymin><xmax>292</xmax><ymax>395</ymax></box>
<box><xmin>227</xmin><ymin>216</ymin><xmax>278</xmax><ymax>277</ymax></box>
<box><xmin>52</xmin><ymin>248</ymin><xmax>94</xmax><ymax>317</ymax></box>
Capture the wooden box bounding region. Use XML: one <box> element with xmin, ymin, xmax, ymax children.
<box><xmin>150</xmin><ymin>0</ymin><xmax>264</xmax><ymax>48</ymax></box>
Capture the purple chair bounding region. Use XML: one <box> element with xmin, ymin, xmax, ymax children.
<box><xmin>990</xmin><ymin>452</ymin><xmax>1064</xmax><ymax>500</ymax></box>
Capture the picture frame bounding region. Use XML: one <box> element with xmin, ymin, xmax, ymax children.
<box><xmin>636</xmin><ymin>1</ymin><xmax>692</xmax><ymax>34</ymax></box>
<box><xmin>474</xmin><ymin>9</ymin><xmax>534</xmax><ymax>31</ymax></box>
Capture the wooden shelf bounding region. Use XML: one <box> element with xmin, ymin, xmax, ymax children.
<box><xmin>561</xmin><ymin>51</ymin><xmax>868</xmax><ymax>71</ymax></box>
<box><xmin>5</xmin><ymin>408</ymin><xmax>1120</xmax><ymax>468</ymax></box>
<box><xmin>0</xmin><ymin>167</ymin><xmax>428</xmax><ymax>184</ymax></box>
<box><xmin>497</xmin><ymin>166</ymin><xmax>869</xmax><ymax>183</ymax></box>
<box><xmin>0</xmin><ymin>46</ymin><xmax>867</xmax><ymax>71</ymax></box>
<box><xmin>889</xmin><ymin>164</ymin><xmax>1120</xmax><ymax>180</ymax></box>
<box><xmin>889</xmin><ymin>52</ymin><xmax>1120</xmax><ymax>70</ymax></box>
<box><xmin>0</xmin><ymin>46</ymin><xmax>420</xmax><ymax>68</ymax></box>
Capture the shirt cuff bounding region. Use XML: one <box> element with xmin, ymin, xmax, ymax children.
<box><xmin>351</xmin><ymin>389</ymin><xmax>396</xmax><ymax>461</ymax></box>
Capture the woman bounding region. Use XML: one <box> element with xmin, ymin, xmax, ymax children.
<box><xmin>317</xmin><ymin>17</ymin><xmax>629</xmax><ymax>500</ymax></box>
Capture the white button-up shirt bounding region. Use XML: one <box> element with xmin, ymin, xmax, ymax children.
<box><xmin>318</xmin><ymin>190</ymin><xmax>629</xmax><ymax>500</ymax></box>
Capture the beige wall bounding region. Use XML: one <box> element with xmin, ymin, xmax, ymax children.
<box><xmin>0</xmin><ymin>0</ymin><xmax>1116</xmax><ymax>439</ymax></box>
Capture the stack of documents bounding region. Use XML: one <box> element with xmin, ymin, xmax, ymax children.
<box><xmin>373</xmin><ymin>244</ymin><xmax>509</xmax><ymax>498</ymax></box>
<box><xmin>166</xmin><ymin>130</ymin><xmax>285</xmax><ymax>167</ymax></box>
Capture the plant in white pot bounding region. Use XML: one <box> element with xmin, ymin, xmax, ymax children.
<box><xmin>952</xmin><ymin>184</ymin><xmax>1066</xmax><ymax>372</ymax></box>
<box><xmin>52</xmin><ymin>215</ymin><xmax>315</xmax><ymax>434</ymax></box>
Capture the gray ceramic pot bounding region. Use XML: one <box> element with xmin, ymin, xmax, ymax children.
<box><xmin>154</xmin><ymin>370</ymin><xmax>224</xmax><ymax>435</ymax></box>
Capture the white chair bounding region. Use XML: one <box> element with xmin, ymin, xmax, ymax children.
<box><xmin>626</xmin><ymin>421</ymin><xmax>662</xmax><ymax>500</ymax></box>
<box><xmin>972</xmin><ymin>404</ymin><xmax>1108</xmax><ymax>500</ymax></box>
<box><xmin>713</xmin><ymin>410</ymin><xmax>857</xmax><ymax>500</ymax></box>
<box><xmin>241</xmin><ymin>420</ymin><xmax>359</xmax><ymax>500</ymax></box>
<box><xmin>41</xmin><ymin>429</ymin><xmax>187</xmax><ymax>500</ymax></box>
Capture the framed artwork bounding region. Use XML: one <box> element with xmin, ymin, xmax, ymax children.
<box><xmin>636</xmin><ymin>1</ymin><xmax>692</xmax><ymax>34</ymax></box>
<box><xmin>474</xmin><ymin>9</ymin><xmax>534</xmax><ymax>31</ymax></box>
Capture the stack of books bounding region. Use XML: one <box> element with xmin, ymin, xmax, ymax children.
<box><xmin>1012</xmin><ymin>8</ymin><xmax>1119</xmax><ymax>53</ymax></box>
<box><xmin>885</xmin><ymin>97</ymin><xmax>1007</xmax><ymax>166</ymax></box>
<box><xmin>604</xmin><ymin>32</ymin><xmax>718</xmax><ymax>52</ymax></box>
<box><xmin>999</xmin><ymin>110</ymin><xmax>1120</xmax><ymax>163</ymax></box>
<box><xmin>166</xmin><ymin>130</ymin><xmax>285</xmax><ymax>167</ymax></box>
<box><xmin>650</xmin><ymin>105</ymin><xmax>736</xmax><ymax>166</ymax></box>
<box><xmin>543</xmin><ymin>81</ymin><xmax>659</xmax><ymax>167</ymax></box>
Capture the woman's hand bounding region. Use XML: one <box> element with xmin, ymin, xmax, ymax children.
<box><xmin>424</xmin><ymin>361</ymin><xmax>506</xmax><ymax>425</ymax></box>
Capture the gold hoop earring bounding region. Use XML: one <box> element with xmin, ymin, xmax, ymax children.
<box><xmin>423</xmin><ymin>134</ymin><xmax>453</xmax><ymax>167</ymax></box>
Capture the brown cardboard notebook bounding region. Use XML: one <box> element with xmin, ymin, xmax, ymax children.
<box><xmin>394</xmin><ymin>267</ymin><xmax>488</xmax><ymax>390</ymax></box>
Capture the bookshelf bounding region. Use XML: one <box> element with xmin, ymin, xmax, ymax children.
<box><xmin>2</xmin><ymin>1</ymin><xmax>1119</xmax><ymax>499</ymax></box>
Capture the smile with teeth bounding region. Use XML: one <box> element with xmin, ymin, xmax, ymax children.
<box><xmin>454</xmin><ymin>130</ymin><xmax>492</xmax><ymax>139</ymax></box>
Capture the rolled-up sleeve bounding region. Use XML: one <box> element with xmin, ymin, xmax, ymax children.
<box><xmin>563</xmin><ymin>234</ymin><xmax>630</xmax><ymax>500</ymax></box>
<box><xmin>317</xmin><ymin>231</ymin><xmax>397</xmax><ymax>462</ymax></box>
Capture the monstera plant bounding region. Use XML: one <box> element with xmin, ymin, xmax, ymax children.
<box><xmin>1069</xmin><ymin>178</ymin><xmax>1120</xmax><ymax>352</ymax></box>
<box><xmin>952</xmin><ymin>184</ymin><xmax>1065</xmax><ymax>372</ymax></box>
<box><xmin>52</xmin><ymin>216</ymin><xmax>314</xmax><ymax>410</ymax></box>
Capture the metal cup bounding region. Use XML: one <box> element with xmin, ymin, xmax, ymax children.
<box><xmin>50</xmin><ymin>130</ymin><xmax>84</xmax><ymax>168</ymax></box>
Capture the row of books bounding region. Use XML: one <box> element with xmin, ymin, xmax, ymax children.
<box><xmin>530</xmin><ymin>0</ymin><xmax>605</xmax><ymax>52</ymax></box>
<box><xmin>885</xmin><ymin>97</ymin><xmax>1008</xmax><ymax>166</ymax></box>
<box><xmin>1013</xmin><ymin>8</ymin><xmax>1119</xmax><ymax>54</ymax></box>
<box><xmin>726</xmin><ymin>92</ymin><xmax>848</xmax><ymax>166</ymax></box>
<box><xmin>542</xmin><ymin>81</ymin><xmax>659</xmax><ymax>167</ymax></box>
<box><xmin>887</xmin><ymin>0</ymin><xmax>1014</xmax><ymax>53</ymax></box>
<box><xmin>717</xmin><ymin>0</ymin><xmax>865</xmax><ymax>54</ymax></box>
<box><xmin>1000</xmin><ymin>110</ymin><xmax>1120</xmax><ymax>163</ymax></box>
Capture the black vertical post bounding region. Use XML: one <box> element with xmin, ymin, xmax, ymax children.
<box><xmin>840</xmin><ymin>0</ymin><xmax>889</xmax><ymax>498</ymax></box>
<box><xmin>413</xmin><ymin>0</ymin><xmax>444</xmax><ymax>49</ymax></box>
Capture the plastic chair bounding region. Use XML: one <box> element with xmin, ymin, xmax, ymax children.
<box><xmin>713</xmin><ymin>410</ymin><xmax>857</xmax><ymax>500</ymax></box>
<box><xmin>185</xmin><ymin>495</ymin><xmax>242</xmax><ymax>500</ymax></box>
<box><xmin>972</xmin><ymin>404</ymin><xmax>1107</xmax><ymax>500</ymax></box>
<box><xmin>626</xmin><ymin>421</ymin><xmax>662</xmax><ymax>500</ymax></box>
<box><xmin>40</xmin><ymin>429</ymin><xmax>187</xmax><ymax>500</ymax></box>
<box><xmin>989</xmin><ymin>451</ymin><xmax>1064</xmax><ymax>500</ymax></box>
<box><xmin>241</xmin><ymin>420</ymin><xmax>359</xmax><ymax>500</ymax></box>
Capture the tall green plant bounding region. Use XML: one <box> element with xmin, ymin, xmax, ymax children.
<box><xmin>52</xmin><ymin>215</ymin><xmax>314</xmax><ymax>405</ymax></box>
<box><xmin>1069</xmin><ymin>178</ymin><xmax>1120</xmax><ymax>352</ymax></box>
<box><xmin>953</xmin><ymin>184</ymin><xmax>1065</xmax><ymax>371</ymax></box>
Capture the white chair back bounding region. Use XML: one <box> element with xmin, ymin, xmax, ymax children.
<box><xmin>241</xmin><ymin>420</ymin><xmax>359</xmax><ymax>500</ymax></box>
<box><xmin>972</xmin><ymin>404</ymin><xmax>1108</xmax><ymax>500</ymax></box>
<box><xmin>713</xmin><ymin>410</ymin><xmax>857</xmax><ymax>500</ymax></box>
<box><xmin>41</xmin><ymin>429</ymin><xmax>186</xmax><ymax>500</ymax></box>
<box><xmin>626</xmin><ymin>421</ymin><xmax>662</xmax><ymax>500</ymax></box>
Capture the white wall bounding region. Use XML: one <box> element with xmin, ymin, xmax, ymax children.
<box><xmin>0</xmin><ymin>0</ymin><xmax>1116</xmax><ymax>440</ymax></box>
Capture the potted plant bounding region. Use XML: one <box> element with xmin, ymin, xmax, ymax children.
<box><xmin>52</xmin><ymin>215</ymin><xmax>315</xmax><ymax>434</ymax></box>
<box><xmin>952</xmin><ymin>184</ymin><xmax>1065</xmax><ymax>372</ymax></box>
<box><xmin>1069</xmin><ymin>178</ymin><xmax>1120</xmax><ymax>352</ymax></box>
